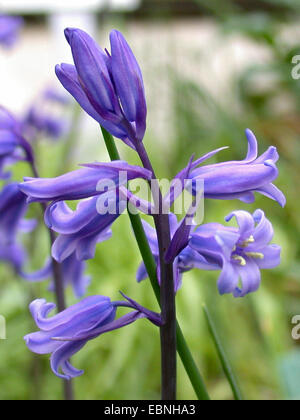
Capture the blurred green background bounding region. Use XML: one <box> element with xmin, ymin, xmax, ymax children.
<box><xmin>0</xmin><ymin>0</ymin><xmax>300</xmax><ymax>400</ymax></box>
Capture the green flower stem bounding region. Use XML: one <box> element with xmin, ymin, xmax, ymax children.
<box><xmin>101</xmin><ymin>126</ymin><xmax>210</xmax><ymax>400</ymax></box>
<box><xmin>203</xmin><ymin>304</ymin><xmax>243</xmax><ymax>401</ymax></box>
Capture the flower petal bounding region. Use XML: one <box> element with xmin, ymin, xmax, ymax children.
<box><xmin>217</xmin><ymin>261</ymin><xmax>239</xmax><ymax>295</ymax></box>
<box><xmin>225</xmin><ymin>210</ymin><xmax>255</xmax><ymax>241</ymax></box>
<box><xmin>256</xmin><ymin>244</ymin><xmax>281</xmax><ymax>269</ymax></box>
<box><xmin>110</xmin><ymin>29</ymin><xmax>147</xmax><ymax>138</ymax></box>
<box><xmin>50</xmin><ymin>341</ymin><xmax>85</xmax><ymax>380</ymax></box>
<box><xmin>244</xmin><ymin>129</ymin><xmax>258</xmax><ymax>162</ymax></box>
<box><xmin>234</xmin><ymin>259</ymin><xmax>261</xmax><ymax>297</ymax></box>
<box><xmin>255</xmin><ymin>183</ymin><xmax>286</xmax><ymax>207</ymax></box>
<box><xmin>250</xmin><ymin>209</ymin><xmax>274</xmax><ymax>248</ymax></box>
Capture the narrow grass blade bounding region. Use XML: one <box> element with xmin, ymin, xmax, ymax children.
<box><xmin>203</xmin><ymin>304</ymin><xmax>243</xmax><ymax>400</ymax></box>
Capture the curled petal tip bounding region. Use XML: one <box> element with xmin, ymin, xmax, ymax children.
<box><xmin>64</xmin><ymin>27</ymin><xmax>75</xmax><ymax>44</ymax></box>
<box><xmin>245</xmin><ymin>128</ymin><xmax>258</xmax><ymax>161</ymax></box>
<box><xmin>280</xmin><ymin>195</ymin><xmax>286</xmax><ymax>208</ymax></box>
<box><xmin>264</xmin><ymin>159</ymin><xmax>277</xmax><ymax>169</ymax></box>
<box><xmin>224</xmin><ymin>213</ymin><xmax>233</xmax><ymax>223</ymax></box>
<box><xmin>245</xmin><ymin>128</ymin><xmax>253</xmax><ymax>136</ymax></box>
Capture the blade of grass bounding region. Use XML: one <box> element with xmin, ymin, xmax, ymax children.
<box><xmin>203</xmin><ymin>304</ymin><xmax>243</xmax><ymax>400</ymax></box>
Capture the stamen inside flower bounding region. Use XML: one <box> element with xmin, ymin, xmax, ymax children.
<box><xmin>239</xmin><ymin>235</ymin><xmax>255</xmax><ymax>248</ymax></box>
<box><xmin>245</xmin><ymin>251</ymin><xmax>264</xmax><ymax>260</ymax></box>
<box><xmin>232</xmin><ymin>255</ymin><xmax>246</xmax><ymax>266</ymax></box>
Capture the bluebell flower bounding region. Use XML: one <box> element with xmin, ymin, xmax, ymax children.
<box><xmin>22</xmin><ymin>252</ymin><xmax>91</xmax><ymax>299</ymax></box>
<box><xmin>22</xmin><ymin>88</ymin><xmax>71</xmax><ymax>141</ymax></box>
<box><xmin>0</xmin><ymin>15</ymin><xmax>23</xmax><ymax>48</ymax></box>
<box><xmin>182</xmin><ymin>129</ymin><xmax>285</xmax><ymax>207</ymax></box>
<box><xmin>44</xmin><ymin>196</ymin><xmax>122</xmax><ymax>262</ymax></box>
<box><xmin>23</xmin><ymin>107</ymin><xmax>67</xmax><ymax>141</ymax></box>
<box><xmin>24</xmin><ymin>294</ymin><xmax>161</xmax><ymax>380</ymax></box>
<box><xmin>0</xmin><ymin>183</ymin><xmax>36</xmax><ymax>273</ymax></box>
<box><xmin>0</xmin><ymin>183</ymin><xmax>29</xmax><ymax>244</ymax></box>
<box><xmin>19</xmin><ymin>160</ymin><xmax>152</xmax><ymax>203</ymax></box>
<box><xmin>0</xmin><ymin>106</ymin><xmax>34</xmax><ymax>165</ymax></box>
<box><xmin>55</xmin><ymin>28</ymin><xmax>146</xmax><ymax>147</ymax></box>
<box><xmin>189</xmin><ymin>209</ymin><xmax>281</xmax><ymax>297</ymax></box>
<box><xmin>0</xmin><ymin>107</ymin><xmax>21</xmax><ymax>172</ymax></box>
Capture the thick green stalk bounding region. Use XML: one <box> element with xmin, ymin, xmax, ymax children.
<box><xmin>101</xmin><ymin>126</ymin><xmax>210</xmax><ymax>400</ymax></box>
<box><xmin>203</xmin><ymin>305</ymin><xmax>243</xmax><ymax>401</ymax></box>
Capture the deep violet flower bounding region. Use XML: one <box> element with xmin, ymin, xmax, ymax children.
<box><xmin>55</xmin><ymin>28</ymin><xmax>146</xmax><ymax>147</ymax></box>
<box><xmin>0</xmin><ymin>107</ymin><xmax>21</xmax><ymax>173</ymax></box>
<box><xmin>44</xmin><ymin>196</ymin><xmax>122</xmax><ymax>262</ymax></box>
<box><xmin>0</xmin><ymin>15</ymin><xmax>23</xmax><ymax>48</ymax></box>
<box><xmin>19</xmin><ymin>160</ymin><xmax>152</xmax><ymax>203</ymax></box>
<box><xmin>22</xmin><ymin>88</ymin><xmax>71</xmax><ymax>141</ymax></box>
<box><xmin>0</xmin><ymin>183</ymin><xmax>32</xmax><ymax>244</ymax></box>
<box><xmin>181</xmin><ymin>129</ymin><xmax>285</xmax><ymax>207</ymax></box>
<box><xmin>0</xmin><ymin>106</ymin><xmax>34</xmax><ymax>165</ymax></box>
<box><xmin>22</xmin><ymin>252</ymin><xmax>91</xmax><ymax>299</ymax></box>
<box><xmin>23</xmin><ymin>107</ymin><xmax>67</xmax><ymax>141</ymax></box>
<box><xmin>0</xmin><ymin>183</ymin><xmax>36</xmax><ymax>272</ymax></box>
<box><xmin>24</xmin><ymin>295</ymin><xmax>161</xmax><ymax>379</ymax></box>
<box><xmin>189</xmin><ymin>209</ymin><xmax>281</xmax><ymax>297</ymax></box>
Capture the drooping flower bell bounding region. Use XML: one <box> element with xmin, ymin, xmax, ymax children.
<box><xmin>19</xmin><ymin>160</ymin><xmax>151</xmax><ymax>262</ymax></box>
<box><xmin>22</xmin><ymin>251</ymin><xmax>91</xmax><ymax>299</ymax></box>
<box><xmin>22</xmin><ymin>88</ymin><xmax>71</xmax><ymax>141</ymax></box>
<box><xmin>0</xmin><ymin>183</ymin><xmax>33</xmax><ymax>244</ymax></box>
<box><xmin>25</xmin><ymin>294</ymin><xmax>161</xmax><ymax>380</ymax></box>
<box><xmin>0</xmin><ymin>183</ymin><xmax>36</xmax><ymax>273</ymax></box>
<box><xmin>182</xmin><ymin>129</ymin><xmax>285</xmax><ymax>207</ymax></box>
<box><xmin>0</xmin><ymin>14</ymin><xmax>23</xmax><ymax>48</ymax></box>
<box><xmin>0</xmin><ymin>107</ymin><xmax>22</xmax><ymax>178</ymax></box>
<box><xmin>19</xmin><ymin>160</ymin><xmax>151</xmax><ymax>203</ymax></box>
<box><xmin>55</xmin><ymin>28</ymin><xmax>147</xmax><ymax>147</ymax></box>
<box><xmin>189</xmin><ymin>209</ymin><xmax>281</xmax><ymax>297</ymax></box>
<box><xmin>0</xmin><ymin>106</ymin><xmax>34</xmax><ymax>170</ymax></box>
<box><xmin>44</xmin><ymin>196</ymin><xmax>121</xmax><ymax>262</ymax></box>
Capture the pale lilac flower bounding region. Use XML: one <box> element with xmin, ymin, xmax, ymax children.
<box><xmin>189</xmin><ymin>209</ymin><xmax>281</xmax><ymax>297</ymax></box>
<box><xmin>181</xmin><ymin>129</ymin><xmax>285</xmax><ymax>207</ymax></box>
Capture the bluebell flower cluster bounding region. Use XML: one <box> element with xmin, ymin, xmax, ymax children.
<box><xmin>0</xmin><ymin>27</ymin><xmax>284</xmax><ymax>381</ymax></box>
